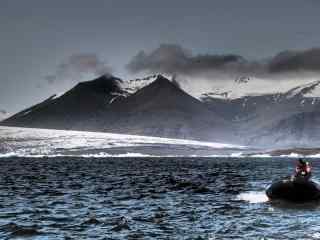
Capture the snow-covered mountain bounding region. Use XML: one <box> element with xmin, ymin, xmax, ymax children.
<box><xmin>201</xmin><ymin>79</ymin><xmax>320</xmax><ymax>147</ymax></box>
<box><xmin>246</xmin><ymin>82</ymin><xmax>320</xmax><ymax>148</ymax></box>
<box><xmin>202</xmin><ymin>79</ymin><xmax>320</xmax><ymax>120</ymax></box>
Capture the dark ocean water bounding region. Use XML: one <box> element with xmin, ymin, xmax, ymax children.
<box><xmin>1</xmin><ymin>157</ymin><xmax>320</xmax><ymax>240</ymax></box>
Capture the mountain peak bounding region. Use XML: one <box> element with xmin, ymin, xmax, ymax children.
<box><xmin>74</xmin><ymin>74</ymin><xmax>123</xmax><ymax>94</ymax></box>
<box><xmin>116</xmin><ymin>73</ymin><xmax>204</xmax><ymax>111</ymax></box>
<box><xmin>150</xmin><ymin>74</ymin><xmax>181</xmax><ymax>89</ymax></box>
<box><xmin>121</xmin><ymin>74</ymin><xmax>180</xmax><ymax>95</ymax></box>
<box><xmin>153</xmin><ymin>74</ymin><xmax>171</xmax><ymax>83</ymax></box>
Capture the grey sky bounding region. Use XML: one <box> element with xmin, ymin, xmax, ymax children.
<box><xmin>1</xmin><ymin>0</ymin><xmax>320</xmax><ymax>114</ymax></box>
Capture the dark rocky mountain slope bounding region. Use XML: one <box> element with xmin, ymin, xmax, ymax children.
<box><xmin>1</xmin><ymin>75</ymin><xmax>233</xmax><ymax>143</ymax></box>
<box><xmin>1</xmin><ymin>75</ymin><xmax>125</xmax><ymax>130</ymax></box>
<box><xmin>96</xmin><ymin>75</ymin><xmax>232</xmax><ymax>141</ymax></box>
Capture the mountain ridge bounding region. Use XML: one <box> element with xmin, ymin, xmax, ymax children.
<box><xmin>2</xmin><ymin>74</ymin><xmax>320</xmax><ymax>148</ymax></box>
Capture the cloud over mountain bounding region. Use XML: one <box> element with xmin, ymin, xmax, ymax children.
<box><xmin>269</xmin><ymin>48</ymin><xmax>320</xmax><ymax>73</ymax></box>
<box><xmin>127</xmin><ymin>44</ymin><xmax>320</xmax><ymax>81</ymax></box>
<box><xmin>0</xmin><ymin>109</ymin><xmax>7</xmax><ymax>120</ymax></box>
<box><xmin>45</xmin><ymin>53</ymin><xmax>113</xmax><ymax>84</ymax></box>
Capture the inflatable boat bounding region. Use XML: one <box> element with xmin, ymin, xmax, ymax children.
<box><xmin>266</xmin><ymin>176</ymin><xmax>320</xmax><ymax>203</ymax></box>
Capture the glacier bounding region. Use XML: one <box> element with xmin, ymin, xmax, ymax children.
<box><xmin>0</xmin><ymin>126</ymin><xmax>246</xmax><ymax>158</ymax></box>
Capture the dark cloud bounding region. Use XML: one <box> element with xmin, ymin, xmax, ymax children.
<box><xmin>45</xmin><ymin>54</ymin><xmax>113</xmax><ymax>84</ymax></box>
<box><xmin>0</xmin><ymin>109</ymin><xmax>7</xmax><ymax>115</ymax></box>
<box><xmin>127</xmin><ymin>44</ymin><xmax>320</xmax><ymax>80</ymax></box>
<box><xmin>127</xmin><ymin>44</ymin><xmax>248</xmax><ymax>75</ymax></box>
<box><xmin>269</xmin><ymin>48</ymin><xmax>320</xmax><ymax>73</ymax></box>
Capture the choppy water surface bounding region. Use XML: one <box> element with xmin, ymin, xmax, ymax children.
<box><xmin>1</xmin><ymin>157</ymin><xmax>320</xmax><ymax>239</ymax></box>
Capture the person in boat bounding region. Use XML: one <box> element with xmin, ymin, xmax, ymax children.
<box><xmin>295</xmin><ymin>158</ymin><xmax>311</xmax><ymax>180</ymax></box>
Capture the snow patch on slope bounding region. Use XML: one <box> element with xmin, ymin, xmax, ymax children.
<box><xmin>286</xmin><ymin>80</ymin><xmax>320</xmax><ymax>98</ymax></box>
<box><xmin>196</xmin><ymin>77</ymin><xmax>320</xmax><ymax>101</ymax></box>
<box><xmin>194</xmin><ymin>77</ymin><xmax>297</xmax><ymax>100</ymax></box>
<box><xmin>121</xmin><ymin>75</ymin><xmax>159</xmax><ymax>94</ymax></box>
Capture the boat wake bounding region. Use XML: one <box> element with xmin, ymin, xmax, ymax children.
<box><xmin>236</xmin><ymin>191</ymin><xmax>269</xmax><ymax>203</ymax></box>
